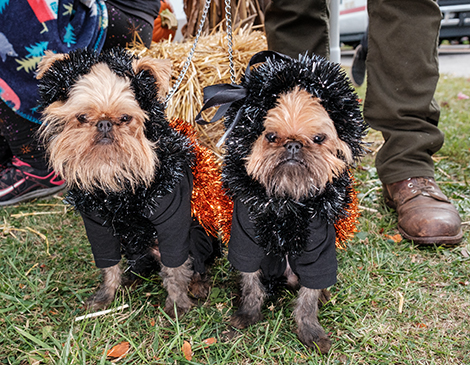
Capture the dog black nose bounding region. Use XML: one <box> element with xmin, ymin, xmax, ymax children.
<box><xmin>285</xmin><ymin>141</ymin><xmax>302</xmax><ymax>156</ymax></box>
<box><xmin>97</xmin><ymin>120</ymin><xmax>112</xmax><ymax>133</ymax></box>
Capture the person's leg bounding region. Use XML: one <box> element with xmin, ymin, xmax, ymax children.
<box><xmin>365</xmin><ymin>0</ymin><xmax>462</xmax><ymax>245</ymax></box>
<box><xmin>264</xmin><ymin>0</ymin><xmax>330</xmax><ymax>59</ymax></box>
<box><xmin>103</xmin><ymin>3</ymin><xmax>155</xmax><ymax>49</ymax></box>
<box><xmin>0</xmin><ymin>101</ymin><xmax>64</xmax><ymax>205</ymax></box>
<box><xmin>0</xmin><ymin>135</ymin><xmax>13</xmax><ymax>170</ymax></box>
<box><xmin>0</xmin><ymin>101</ymin><xmax>48</xmax><ymax>170</ymax></box>
<box><xmin>366</xmin><ymin>0</ymin><xmax>442</xmax><ymax>182</ymax></box>
<box><xmin>350</xmin><ymin>26</ymin><xmax>368</xmax><ymax>87</ymax></box>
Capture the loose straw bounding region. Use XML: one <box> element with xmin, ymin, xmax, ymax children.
<box><xmin>74</xmin><ymin>304</ymin><xmax>130</xmax><ymax>322</ymax></box>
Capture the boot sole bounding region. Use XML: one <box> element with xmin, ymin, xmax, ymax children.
<box><xmin>398</xmin><ymin>225</ymin><xmax>463</xmax><ymax>247</ymax></box>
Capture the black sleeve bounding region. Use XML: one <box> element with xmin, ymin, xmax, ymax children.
<box><xmin>80</xmin><ymin>210</ymin><xmax>122</xmax><ymax>269</ymax></box>
<box><xmin>147</xmin><ymin>166</ymin><xmax>193</xmax><ymax>268</ymax></box>
<box><xmin>227</xmin><ymin>198</ymin><xmax>267</xmax><ymax>273</ymax></box>
<box><xmin>288</xmin><ymin>216</ymin><xmax>337</xmax><ymax>290</ymax></box>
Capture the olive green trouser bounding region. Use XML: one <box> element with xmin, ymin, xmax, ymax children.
<box><xmin>264</xmin><ymin>0</ymin><xmax>444</xmax><ymax>184</ymax></box>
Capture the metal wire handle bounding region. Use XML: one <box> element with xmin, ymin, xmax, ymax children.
<box><xmin>225</xmin><ymin>0</ymin><xmax>236</xmax><ymax>85</ymax></box>
<box><xmin>165</xmin><ymin>0</ymin><xmax>237</xmax><ymax>104</ymax></box>
<box><xmin>165</xmin><ymin>0</ymin><xmax>212</xmax><ymax>105</ymax></box>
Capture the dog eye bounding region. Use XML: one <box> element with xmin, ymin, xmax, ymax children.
<box><xmin>76</xmin><ymin>114</ymin><xmax>88</xmax><ymax>123</ymax></box>
<box><xmin>120</xmin><ymin>114</ymin><xmax>132</xmax><ymax>123</ymax></box>
<box><xmin>265</xmin><ymin>132</ymin><xmax>278</xmax><ymax>143</ymax></box>
<box><xmin>313</xmin><ymin>134</ymin><xmax>326</xmax><ymax>144</ymax></box>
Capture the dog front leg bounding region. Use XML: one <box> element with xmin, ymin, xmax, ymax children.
<box><xmin>294</xmin><ymin>286</ymin><xmax>331</xmax><ymax>354</ymax></box>
<box><xmin>85</xmin><ymin>264</ymin><xmax>122</xmax><ymax>310</ymax></box>
<box><xmin>188</xmin><ymin>272</ymin><xmax>210</xmax><ymax>299</ymax></box>
<box><xmin>161</xmin><ymin>257</ymin><xmax>194</xmax><ymax>318</ymax></box>
<box><xmin>231</xmin><ymin>270</ymin><xmax>266</xmax><ymax>328</ymax></box>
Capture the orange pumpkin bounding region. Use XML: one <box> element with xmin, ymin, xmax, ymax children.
<box><xmin>152</xmin><ymin>0</ymin><xmax>178</xmax><ymax>42</ymax></box>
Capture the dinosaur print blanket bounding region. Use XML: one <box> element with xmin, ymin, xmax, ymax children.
<box><xmin>0</xmin><ymin>0</ymin><xmax>108</xmax><ymax>123</ymax></box>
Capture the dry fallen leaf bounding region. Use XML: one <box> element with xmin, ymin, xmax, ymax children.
<box><xmin>385</xmin><ymin>234</ymin><xmax>403</xmax><ymax>243</ymax></box>
<box><xmin>416</xmin><ymin>323</ymin><xmax>427</xmax><ymax>328</ymax></box>
<box><xmin>182</xmin><ymin>340</ymin><xmax>192</xmax><ymax>361</ymax></box>
<box><xmin>202</xmin><ymin>337</ymin><xmax>217</xmax><ymax>347</ymax></box>
<box><xmin>106</xmin><ymin>342</ymin><xmax>130</xmax><ymax>359</ymax></box>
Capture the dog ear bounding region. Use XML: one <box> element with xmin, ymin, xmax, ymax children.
<box><xmin>132</xmin><ymin>57</ymin><xmax>172</xmax><ymax>99</ymax></box>
<box><xmin>36</xmin><ymin>51</ymin><xmax>69</xmax><ymax>79</ymax></box>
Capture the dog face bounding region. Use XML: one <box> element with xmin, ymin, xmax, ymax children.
<box><xmin>245</xmin><ymin>87</ymin><xmax>353</xmax><ymax>201</ymax></box>
<box><xmin>37</xmin><ymin>52</ymin><xmax>172</xmax><ymax>193</ymax></box>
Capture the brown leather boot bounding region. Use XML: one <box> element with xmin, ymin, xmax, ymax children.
<box><xmin>383</xmin><ymin>177</ymin><xmax>462</xmax><ymax>246</ymax></box>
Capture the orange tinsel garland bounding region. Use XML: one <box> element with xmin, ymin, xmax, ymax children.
<box><xmin>334</xmin><ymin>174</ymin><xmax>360</xmax><ymax>249</ymax></box>
<box><xmin>169</xmin><ymin>119</ymin><xmax>233</xmax><ymax>244</ymax></box>
<box><xmin>170</xmin><ymin>118</ymin><xmax>358</xmax><ymax>249</ymax></box>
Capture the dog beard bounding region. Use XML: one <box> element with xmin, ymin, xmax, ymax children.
<box><xmin>245</xmin><ymin>87</ymin><xmax>353</xmax><ymax>201</ymax></box>
<box><xmin>40</xmin><ymin>62</ymin><xmax>159</xmax><ymax>193</ymax></box>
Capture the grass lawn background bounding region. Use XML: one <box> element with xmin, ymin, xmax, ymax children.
<box><xmin>0</xmin><ymin>71</ymin><xmax>469</xmax><ymax>364</ymax></box>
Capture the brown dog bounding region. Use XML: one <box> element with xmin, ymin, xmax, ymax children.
<box><xmin>36</xmin><ymin>48</ymin><xmax>217</xmax><ymax>316</ymax></box>
<box><xmin>198</xmin><ymin>51</ymin><xmax>366</xmax><ymax>353</ymax></box>
<box><xmin>245</xmin><ymin>87</ymin><xmax>353</xmax><ymax>200</ymax></box>
<box><xmin>234</xmin><ymin>86</ymin><xmax>355</xmax><ymax>352</ymax></box>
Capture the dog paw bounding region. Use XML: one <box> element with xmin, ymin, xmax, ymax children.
<box><xmin>188</xmin><ymin>273</ymin><xmax>210</xmax><ymax>299</ymax></box>
<box><xmin>297</xmin><ymin>324</ymin><xmax>331</xmax><ymax>354</ymax></box>
<box><xmin>164</xmin><ymin>296</ymin><xmax>194</xmax><ymax>318</ymax></box>
<box><xmin>318</xmin><ymin>288</ymin><xmax>331</xmax><ymax>308</ymax></box>
<box><xmin>164</xmin><ymin>303</ymin><xmax>192</xmax><ymax>318</ymax></box>
<box><xmin>230</xmin><ymin>310</ymin><xmax>263</xmax><ymax>329</ymax></box>
<box><xmin>84</xmin><ymin>292</ymin><xmax>114</xmax><ymax>311</ymax></box>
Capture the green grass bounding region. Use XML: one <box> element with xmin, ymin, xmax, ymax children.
<box><xmin>1</xmin><ymin>74</ymin><xmax>469</xmax><ymax>364</ymax></box>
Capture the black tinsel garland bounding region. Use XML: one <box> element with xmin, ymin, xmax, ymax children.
<box><xmin>222</xmin><ymin>52</ymin><xmax>368</xmax><ymax>257</ymax></box>
<box><xmin>38</xmin><ymin>48</ymin><xmax>194</xmax><ymax>269</ymax></box>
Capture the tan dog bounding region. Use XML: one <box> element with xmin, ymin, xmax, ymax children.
<box><xmin>246</xmin><ymin>87</ymin><xmax>353</xmax><ymax>201</ymax></box>
<box><xmin>198</xmin><ymin>51</ymin><xmax>366</xmax><ymax>353</ymax></box>
<box><xmin>36</xmin><ymin>48</ymin><xmax>216</xmax><ymax>316</ymax></box>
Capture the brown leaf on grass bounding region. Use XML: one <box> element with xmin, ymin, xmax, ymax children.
<box><xmin>150</xmin><ymin>318</ymin><xmax>155</xmax><ymax>326</ymax></box>
<box><xmin>440</xmin><ymin>101</ymin><xmax>450</xmax><ymax>108</ymax></box>
<box><xmin>106</xmin><ymin>342</ymin><xmax>130</xmax><ymax>359</ymax></box>
<box><xmin>458</xmin><ymin>281</ymin><xmax>469</xmax><ymax>286</ymax></box>
<box><xmin>385</xmin><ymin>234</ymin><xmax>403</xmax><ymax>243</ymax></box>
<box><xmin>182</xmin><ymin>340</ymin><xmax>192</xmax><ymax>361</ymax></box>
<box><xmin>202</xmin><ymin>337</ymin><xmax>217</xmax><ymax>347</ymax></box>
<box><xmin>416</xmin><ymin>323</ymin><xmax>427</xmax><ymax>328</ymax></box>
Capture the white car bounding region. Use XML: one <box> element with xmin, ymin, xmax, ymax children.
<box><xmin>340</xmin><ymin>0</ymin><xmax>470</xmax><ymax>46</ymax></box>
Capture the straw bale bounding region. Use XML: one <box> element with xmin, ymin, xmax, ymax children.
<box><xmin>130</xmin><ymin>27</ymin><xmax>267</xmax><ymax>154</ymax></box>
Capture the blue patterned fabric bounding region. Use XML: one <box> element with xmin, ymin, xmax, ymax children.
<box><xmin>0</xmin><ymin>0</ymin><xmax>108</xmax><ymax>124</ymax></box>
